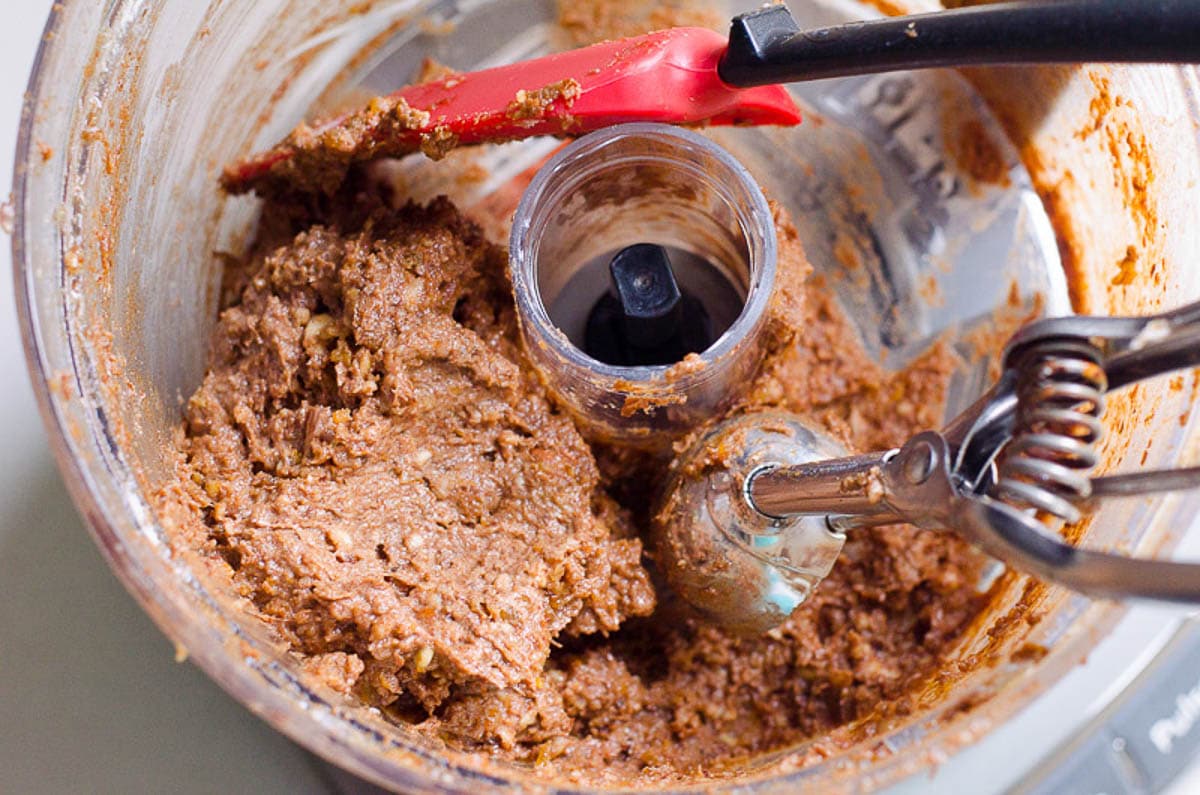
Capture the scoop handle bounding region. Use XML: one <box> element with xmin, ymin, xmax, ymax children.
<box><xmin>719</xmin><ymin>1</ymin><xmax>1200</xmax><ymax>87</ymax></box>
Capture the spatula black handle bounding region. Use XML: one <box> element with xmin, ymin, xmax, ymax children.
<box><xmin>719</xmin><ymin>1</ymin><xmax>1200</xmax><ymax>88</ymax></box>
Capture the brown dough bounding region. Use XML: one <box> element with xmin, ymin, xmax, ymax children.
<box><xmin>163</xmin><ymin>198</ymin><xmax>654</xmax><ymax>714</ymax></box>
<box><xmin>159</xmin><ymin>174</ymin><xmax>984</xmax><ymax>786</ymax></box>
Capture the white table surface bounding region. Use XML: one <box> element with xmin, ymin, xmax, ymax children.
<box><xmin>1</xmin><ymin>3</ymin><xmax>1198</xmax><ymax>794</ymax></box>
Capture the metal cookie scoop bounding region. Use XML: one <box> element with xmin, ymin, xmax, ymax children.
<box><xmin>655</xmin><ymin>300</ymin><xmax>1200</xmax><ymax>635</ymax></box>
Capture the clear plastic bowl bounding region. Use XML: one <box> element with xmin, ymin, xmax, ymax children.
<box><xmin>13</xmin><ymin>0</ymin><xmax>1200</xmax><ymax>791</ymax></box>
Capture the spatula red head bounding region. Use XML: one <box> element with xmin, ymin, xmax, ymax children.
<box><xmin>224</xmin><ymin>27</ymin><xmax>801</xmax><ymax>195</ymax></box>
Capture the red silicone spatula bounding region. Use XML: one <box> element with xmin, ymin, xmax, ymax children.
<box><xmin>226</xmin><ymin>0</ymin><xmax>1200</xmax><ymax>196</ymax></box>
<box><xmin>222</xmin><ymin>26</ymin><xmax>800</xmax><ymax>195</ymax></box>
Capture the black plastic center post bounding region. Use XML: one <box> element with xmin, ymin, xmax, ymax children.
<box><xmin>584</xmin><ymin>244</ymin><xmax>716</xmax><ymax>366</ymax></box>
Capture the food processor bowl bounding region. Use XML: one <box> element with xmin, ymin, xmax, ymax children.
<box><xmin>14</xmin><ymin>0</ymin><xmax>1200</xmax><ymax>791</ymax></box>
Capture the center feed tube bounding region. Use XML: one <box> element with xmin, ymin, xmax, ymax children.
<box><xmin>509</xmin><ymin>123</ymin><xmax>777</xmax><ymax>448</ymax></box>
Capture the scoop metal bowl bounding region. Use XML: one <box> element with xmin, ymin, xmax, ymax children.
<box><xmin>653</xmin><ymin>412</ymin><xmax>849</xmax><ymax>635</ymax></box>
